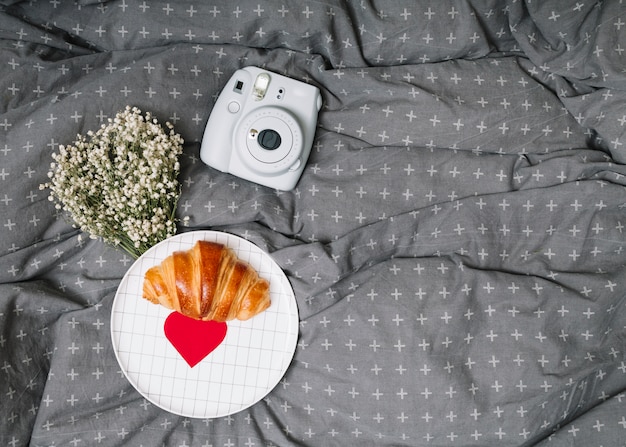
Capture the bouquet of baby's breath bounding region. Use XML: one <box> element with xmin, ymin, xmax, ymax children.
<box><xmin>41</xmin><ymin>106</ymin><xmax>184</xmax><ymax>258</ymax></box>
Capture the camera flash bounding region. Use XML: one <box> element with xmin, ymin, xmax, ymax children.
<box><xmin>252</xmin><ymin>73</ymin><xmax>270</xmax><ymax>101</ymax></box>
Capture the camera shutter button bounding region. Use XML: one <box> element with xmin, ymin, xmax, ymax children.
<box><xmin>288</xmin><ymin>158</ymin><xmax>302</xmax><ymax>172</ymax></box>
<box><xmin>228</xmin><ymin>101</ymin><xmax>240</xmax><ymax>113</ymax></box>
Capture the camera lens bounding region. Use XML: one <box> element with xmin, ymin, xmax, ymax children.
<box><xmin>258</xmin><ymin>129</ymin><xmax>282</xmax><ymax>150</ymax></box>
<box><xmin>239</xmin><ymin>109</ymin><xmax>302</xmax><ymax>173</ymax></box>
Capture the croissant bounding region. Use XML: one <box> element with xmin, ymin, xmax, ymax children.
<box><xmin>142</xmin><ymin>240</ymin><xmax>271</xmax><ymax>322</ymax></box>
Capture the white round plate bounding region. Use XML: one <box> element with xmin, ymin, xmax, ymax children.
<box><xmin>110</xmin><ymin>230</ymin><xmax>299</xmax><ymax>418</ymax></box>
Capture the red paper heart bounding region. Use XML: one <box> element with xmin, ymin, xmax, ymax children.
<box><xmin>164</xmin><ymin>312</ymin><xmax>228</xmax><ymax>368</ymax></box>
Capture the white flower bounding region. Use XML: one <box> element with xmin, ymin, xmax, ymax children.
<box><xmin>41</xmin><ymin>106</ymin><xmax>184</xmax><ymax>258</ymax></box>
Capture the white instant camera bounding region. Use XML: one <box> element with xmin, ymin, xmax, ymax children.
<box><xmin>200</xmin><ymin>66</ymin><xmax>322</xmax><ymax>191</ymax></box>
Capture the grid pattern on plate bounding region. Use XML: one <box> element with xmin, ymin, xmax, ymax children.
<box><xmin>110</xmin><ymin>231</ymin><xmax>299</xmax><ymax>419</ymax></box>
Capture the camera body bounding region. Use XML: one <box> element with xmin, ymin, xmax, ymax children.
<box><xmin>200</xmin><ymin>66</ymin><xmax>322</xmax><ymax>191</ymax></box>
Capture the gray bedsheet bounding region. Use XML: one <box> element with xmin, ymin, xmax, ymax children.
<box><xmin>1</xmin><ymin>1</ymin><xmax>625</xmax><ymax>445</ymax></box>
